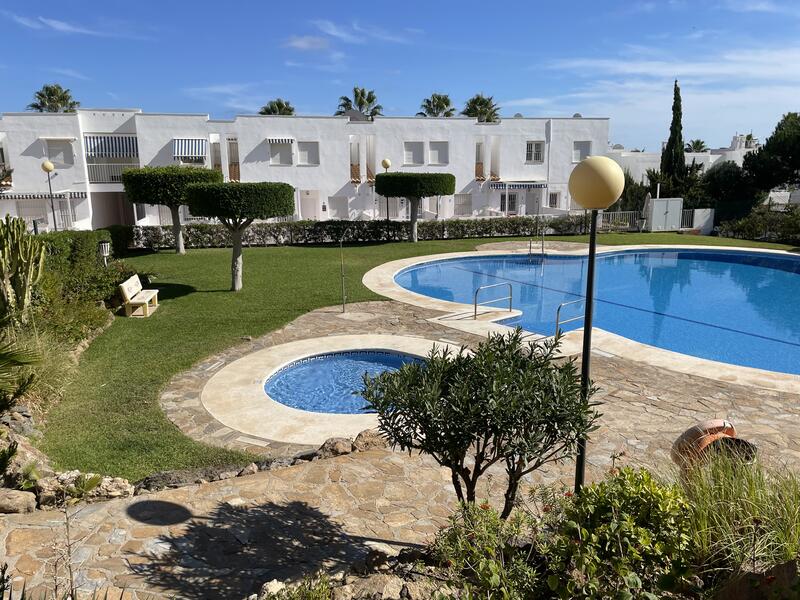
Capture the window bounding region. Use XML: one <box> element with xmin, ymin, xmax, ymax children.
<box><xmin>526</xmin><ymin>141</ymin><xmax>544</xmax><ymax>163</ymax></box>
<box><xmin>500</xmin><ymin>193</ymin><xmax>517</xmax><ymax>213</ymax></box>
<box><xmin>429</xmin><ymin>141</ymin><xmax>449</xmax><ymax>165</ymax></box>
<box><xmin>46</xmin><ymin>140</ymin><xmax>74</xmax><ymax>168</ymax></box>
<box><xmin>270</xmin><ymin>142</ymin><xmax>293</xmax><ymax>166</ymax></box>
<box><xmin>454</xmin><ymin>193</ymin><xmax>472</xmax><ymax>216</ymax></box>
<box><xmin>403</xmin><ymin>141</ymin><xmax>424</xmax><ymax>165</ymax></box>
<box><xmin>175</xmin><ymin>156</ymin><xmax>205</xmax><ymax>165</ymax></box>
<box><xmin>297</xmin><ymin>141</ymin><xmax>320</xmax><ymax>166</ymax></box>
<box><xmin>548</xmin><ymin>192</ymin><xmax>560</xmax><ymax>208</ymax></box>
<box><xmin>573</xmin><ymin>141</ymin><xmax>592</xmax><ymax>162</ymax></box>
<box><xmin>134</xmin><ymin>203</ymin><xmax>147</xmax><ymax>221</ymax></box>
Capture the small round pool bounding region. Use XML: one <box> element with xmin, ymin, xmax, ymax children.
<box><xmin>264</xmin><ymin>350</ymin><xmax>423</xmax><ymax>414</ymax></box>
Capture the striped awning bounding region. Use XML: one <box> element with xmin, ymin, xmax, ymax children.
<box><xmin>0</xmin><ymin>191</ymin><xmax>87</xmax><ymax>200</ymax></box>
<box><xmin>84</xmin><ymin>135</ymin><xmax>139</xmax><ymax>158</ymax></box>
<box><xmin>173</xmin><ymin>138</ymin><xmax>207</xmax><ymax>158</ymax></box>
<box><xmin>267</xmin><ymin>137</ymin><xmax>293</xmax><ymax>144</ymax></box>
<box><xmin>489</xmin><ymin>181</ymin><xmax>547</xmax><ymax>190</ymax></box>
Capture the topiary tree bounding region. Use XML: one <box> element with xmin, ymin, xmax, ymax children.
<box><xmin>186</xmin><ymin>182</ymin><xmax>294</xmax><ymax>291</ymax></box>
<box><xmin>121</xmin><ymin>166</ymin><xmax>223</xmax><ymax>255</ymax></box>
<box><xmin>362</xmin><ymin>330</ymin><xmax>599</xmax><ymax>519</ymax></box>
<box><xmin>375</xmin><ymin>172</ymin><xmax>455</xmax><ymax>242</ymax></box>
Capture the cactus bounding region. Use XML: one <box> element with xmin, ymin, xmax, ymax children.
<box><xmin>0</xmin><ymin>216</ymin><xmax>45</xmax><ymax>325</ymax></box>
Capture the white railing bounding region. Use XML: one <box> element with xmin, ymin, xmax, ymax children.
<box><xmin>681</xmin><ymin>209</ymin><xmax>694</xmax><ymax>229</ymax></box>
<box><xmin>87</xmin><ymin>163</ymin><xmax>137</xmax><ymax>183</ymax></box>
<box><xmin>600</xmin><ymin>210</ymin><xmax>640</xmax><ymax>231</ymax></box>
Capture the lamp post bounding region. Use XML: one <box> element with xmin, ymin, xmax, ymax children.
<box><xmin>567</xmin><ymin>156</ymin><xmax>625</xmax><ymax>493</ymax></box>
<box><xmin>381</xmin><ymin>158</ymin><xmax>391</xmax><ymax>223</ymax></box>
<box><xmin>41</xmin><ymin>160</ymin><xmax>58</xmax><ymax>232</ymax></box>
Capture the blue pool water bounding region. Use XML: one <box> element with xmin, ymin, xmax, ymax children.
<box><xmin>395</xmin><ymin>249</ymin><xmax>800</xmax><ymax>375</ymax></box>
<box><xmin>264</xmin><ymin>350</ymin><xmax>423</xmax><ymax>414</ymax></box>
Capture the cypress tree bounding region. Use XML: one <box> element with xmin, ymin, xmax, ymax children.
<box><xmin>660</xmin><ymin>80</ymin><xmax>686</xmax><ymax>181</ymax></box>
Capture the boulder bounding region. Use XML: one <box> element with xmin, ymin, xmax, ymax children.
<box><xmin>1</xmin><ymin>428</ymin><xmax>54</xmax><ymax>483</ymax></box>
<box><xmin>0</xmin><ymin>488</ymin><xmax>36</xmax><ymax>513</ymax></box>
<box><xmin>258</xmin><ymin>579</ymin><xmax>286</xmax><ymax>599</ymax></box>
<box><xmin>37</xmin><ymin>471</ymin><xmax>134</xmax><ymax>508</ymax></box>
<box><xmin>354</xmin><ymin>430</ymin><xmax>387</xmax><ymax>452</ymax></box>
<box><xmin>238</xmin><ymin>462</ymin><xmax>259</xmax><ymax>477</ymax></box>
<box><xmin>316</xmin><ymin>437</ymin><xmax>354</xmax><ymax>459</ymax></box>
<box><xmin>135</xmin><ymin>464</ymin><xmax>251</xmax><ymax>493</ymax></box>
<box><xmin>339</xmin><ymin>574</ymin><xmax>404</xmax><ymax>600</ymax></box>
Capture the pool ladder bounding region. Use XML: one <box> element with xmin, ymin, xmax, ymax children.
<box><xmin>528</xmin><ymin>227</ymin><xmax>546</xmax><ymax>262</ymax></box>
<box><xmin>554</xmin><ymin>298</ymin><xmax>585</xmax><ymax>336</ymax></box>
<box><xmin>473</xmin><ymin>283</ymin><xmax>513</xmax><ymax>320</ymax></box>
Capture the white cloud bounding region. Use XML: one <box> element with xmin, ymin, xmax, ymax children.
<box><xmin>184</xmin><ymin>82</ymin><xmax>275</xmax><ymax>113</ymax></box>
<box><xmin>310</xmin><ymin>19</ymin><xmax>418</xmax><ymax>44</ymax></box>
<box><xmin>312</xmin><ymin>20</ymin><xmax>363</xmax><ymax>44</ymax></box>
<box><xmin>285</xmin><ymin>50</ymin><xmax>347</xmax><ymax>73</ymax></box>
<box><xmin>37</xmin><ymin>17</ymin><xmax>104</xmax><ymax>36</ymax></box>
<box><xmin>720</xmin><ymin>0</ymin><xmax>800</xmax><ymax>14</ymax></box>
<box><xmin>285</xmin><ymin>35</ymin><xmax>329</xmax><ymax>50</ymax></box>
<box><xmin>49</xmin><ymin>67</ymin><xmax>90</xmax><ymax>81</ymax></box>
<box><xmin>3</xmin><ymin>11</ymin><xmax>147</xmax><ymax>39</ymax></box>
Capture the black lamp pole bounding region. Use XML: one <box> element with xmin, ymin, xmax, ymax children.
<box><xmin>46</xmin><ymin>171</ymin><xmax>58</xmax><ymax>232</ymax></box>
<box><xmin>574</xmin><ymin>208</ymin><xmax>599</xmax><ymax>493</ymax></box>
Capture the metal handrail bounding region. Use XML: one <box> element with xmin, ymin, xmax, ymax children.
<box><xmin>473</xmin><ymin>282</ymin><xmax>513</xmax><ymax>319</ymax></box>
<box><xmin>554</xmin><ymin>298</ymin><xmax>586</xmax><ymax>336</ymax></box>
<box><xmin>528</xmin><ymin>224</ymin><xmax>546</xmax><ymax>262</ymax></box>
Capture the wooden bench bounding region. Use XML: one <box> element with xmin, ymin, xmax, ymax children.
<box><xmin>119</xmin><ymin>275</ymin><xmax>158</xmax><ymax>317</ymax></box>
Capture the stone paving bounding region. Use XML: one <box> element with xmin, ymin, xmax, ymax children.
<box><xmin>5</xmin><ymin>297</ymin><xmax>800</xmax><ymax>598</ymax></box>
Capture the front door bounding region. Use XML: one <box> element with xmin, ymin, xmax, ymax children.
<box><xmin>500</xmin><ymin>193</ymin><xmax>517</xmax><ymax>214</ymax></box>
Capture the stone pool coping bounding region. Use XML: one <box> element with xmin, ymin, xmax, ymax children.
<box><xmin>201</xmin><ymin>334</ymin><xmax>459</xmax><ymax>446</ymax></box>
<box><xmin>362</xmin><ymin>244</ymin><xmax>800</xmax><ymax>393</ymax></box>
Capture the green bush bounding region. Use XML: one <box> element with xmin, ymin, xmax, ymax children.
<box><xmin>543</xmin><ymin>468</ymin><xmax>692</xmax><ymax>598</ymax></box>
<box><xmin>38</xmin><ymin>230</ymin><xmax>111</xmax><ymax>297</ymax></box>
<box><xmin>186</xmin><ymin>182</ymin><xmax>295</xmax><ymax>221</ymax></box>
<box><xmin>434</xmin><ymin>503</ymin><xmax>540</xmax><ymax>599</ymax></box>
<box><xmin>720</xmin><ymin>205</ymin><xmax>800</xmax><ymax>243</ymax></box>
<box><xmin>374</xmin><ymin>172</ymin><xmax>456</xmax><ymax>199</ymax></box>
<box><xmin>261</xmin><ymin>573</ymin><xmax>332</xmax><ymax>600</ymax></box>
<box><xmin>681</xmin><ymin>454</ymin><xmax>800</xmax><ymax>586</ymax></box>
<box><xmin>103</xmin><ymin>225</ymin><xmax>134</xmax><ymax>257</ymax></box>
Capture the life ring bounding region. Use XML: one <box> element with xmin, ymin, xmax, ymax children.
<box><xmin>671</xmin><ymin>419</ymin><xmax>737</xmax><ymax>467</ymax></box>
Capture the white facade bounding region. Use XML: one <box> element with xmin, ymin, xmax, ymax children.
<box><xmin>0</xmin><ymin>108</ymin><xmax>609</xmax><ymax>230</ymax></box>
<box><xmin>606</xmin><ymin>134</ymin><xmax>761</xmax><ymax>184</ymax></box>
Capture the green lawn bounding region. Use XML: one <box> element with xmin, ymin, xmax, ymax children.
<box><xmin>39</xmin><ymin>233</ymin><xmax>797</xmax><ymax>481</ymax></box>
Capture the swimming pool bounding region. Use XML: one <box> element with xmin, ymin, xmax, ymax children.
<box><xmin>394</xmin><ymin>249</ymin><xmax>800</xmax><ymax>375</ymax></box>
<box><xmin>264</xmin><ymin>350</ymin><xmax>423</xmax><ymax>414</ymax></box>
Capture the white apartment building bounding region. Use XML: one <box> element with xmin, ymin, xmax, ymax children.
<box><xmin>0</xmin><ymin>108</ymin><xmax>609</xmax><ymax>231</ymax></box>
<box><xmin>606</xmin><ymin>134</ymin><xmax>761</xmax><ymax>184</ymax></box>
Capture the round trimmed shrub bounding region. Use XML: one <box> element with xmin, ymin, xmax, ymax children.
<box><xmin>375</xmin><ymin>172</ymin><xmax>455</xmax><ymax>242</ymax></box>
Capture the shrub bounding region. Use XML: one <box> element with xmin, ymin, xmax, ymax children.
<box><xmin>38</xmin><ymin>229</ymin><xmax>111</xmax><ymax>299</ymax></box>
<box><xmin>186</xmin><ymin>182</ymin><xmax>295</xmax><ymax>291</ymax></box>
<box><xmin>681</xmin><ymin>454</ymin><xmax>800</xmax><ymax>586</ymax></box>
<box><xmin>362</xmin><ymin>330</ymin><xmax>598</xmax><ymax>519</ymax></box>
<box><xmin>548</xmin><ymin>213</ymin><xmax>588</xmax><ymax>235</ymax></box>
<box><xmin>433</xmin><ymin>503</ymin><xmax>540</xmax><ymax>599</ymax></box>
<box><xmin>543</xmin><ymin>468</ymin><xmax>692</xmax><ymax>598</ymax></box>
<box><xmin>261</xmin><ymin>573</ymin><xmax>332</xmax><ymax>600</ymax></box>
<box><xmin>720</xmin><ymin>205</ymin><xmax>800</xmax><ymax>243</ymax></box>
<box><xmin>103</xmin><ymin>225</ymin><xmax>134</xmax><ymax>257</ymax></box>
<box><xmin>122</xmin><ymin>165</ymin><xmax>223</xmax><ymax>254</ymax></box>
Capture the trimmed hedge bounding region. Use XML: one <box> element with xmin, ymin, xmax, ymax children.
<box><xmin>39</xmin><ymin>229</ymin><xmax>112</xmax><ymax>278</ymax></box>
<box><xmin>375</xmin><ymin>172</ymin><xmax>456</xmax><ymax>198</ymax></box>
<box><xmin>119</xmin><ymin>215</ymin><xmax>584</xmax><ymax>250</ymax></box>
<box><xmin>121</xmin><ymin>165</ymin><xmax>223</xmax><ymax>209</ymax></box>
<box><xmin>186</xmin><ymin>182</ymin><xmax>295</xmax><ymax>221</ymax></box>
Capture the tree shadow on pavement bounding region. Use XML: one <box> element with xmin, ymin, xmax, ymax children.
<box><xmin>130</xmin><ymin>499</ymin><xmax>403</xmax><ymax>599</ymax></box>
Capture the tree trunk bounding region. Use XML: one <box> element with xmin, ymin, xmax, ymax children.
<box><xmin>409</xmin><ymin>197</ymin><xmax>420</xmax><ymax>242</ymax></box>
<box><xmin>170</xmin><ymin>205</ymin><xmax>185</xmax><ymax>255</ymax></box>
<box><xmin>501</xmin><ymin>463</ymin><xmax>524</xmax><ymax>519</ymax></box>
<box><xmin>231</xmin><ymin>228</ymin><xmax>243</xmax><ymax>291</ymax></box>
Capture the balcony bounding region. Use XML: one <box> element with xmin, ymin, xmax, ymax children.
<box><xmin>88</xmin><ymin>163</ymin><xmax>136</xmax><ymax>183</ymax></box>
<box><xmin>475</xmin><ymin>162</ymin><xmax>485</xmax><ymax>181</ymax></box>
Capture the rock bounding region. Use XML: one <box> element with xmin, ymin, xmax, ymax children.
<box><xmin>1</xmin><ymin>429</ymin><xmax>54</xmax><ymax>483</ymax></box>
<box><xmin>354</xmin><ymin>429</ymin><xmax>387</xmax><ymax>452</ymax></box>
<box><xmin>0</xmin><ymin>488</ymin><xmax>36</xmax><ymax>513</ymax></box>
<box><xmin>238</xmin><ymin>462</ymin><xmax>259</xmax><ymax>477</ymax></box>
<box><xmin>316</xmin><ymin>437</ymin><xmax>354</xmax><ymax>459</ymax></box>
<box><xmin>257</xmin><ymin>457</ymin><xmax>295</xmax><ymax>471</ymax></box>
<box><xmin>258</xmin><ymin>579</ymin><xmax>286</xmax><ymax>599</ymax></box>
<box><xmin>715</xmin><ymin>560</ymin><xmax>799</xmax><ymax>600</ymax></box>
<box><xmin>134</xmin><ymin>464</ymin><xmax>251</xmax><ymax>493</ymax></box>
<box><xmin>402</xmin><ymin>579</ymin><xmax>447</xmax><ymax>600</ymax></box>
<box><xmin>36</xmin><ymin>471</ymin><xmax>134</xmax><ymax>508</ymax></box>
<box><xmin>396</xmin><ymin>547</ymin><xmax>426</xmax><ymax>565</ymax></box>
<box><xmin>345</xmin><ymin>574</ymin><xmax>404</xmax><ymax>600</ymax></box>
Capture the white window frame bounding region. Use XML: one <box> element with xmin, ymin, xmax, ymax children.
<box><xmin>403</xmin><ymin>141</ymin><xmax>424</xmax><ymax>166</ymax></box>
<box><xmin>548</xmin><ymin>191</ymin><xmax>560</xmax><ymax>208</ymax></box>
<box><xmin>526</xmin><ymin>141</ymin><xmax>544</xmax><ymax>163</ymax></box>
<box><xmin>297</xmin><ymin>141</ymin><xmax>320</xmax><ymax>166</ymax></box>
<box><xmin>572</xmin><ymin>141</ymin><xmax>592</xmax><ymax>163</ymax></box>
<box><xmin>269</xmin><ymin>142</ymin><xmax>293</xmax><ymax>166</ymax></box>
<box><xmin>500</xmin><ymin>192</ymin><xmax>517</xmax><ymax>213</ymax></box>
<box><xmin>429</xmin><ymin>141</ymin><xmax>449</xmax><ymax>166</ymax></box>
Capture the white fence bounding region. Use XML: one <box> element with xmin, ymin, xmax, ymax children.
<box><xmin>600</xmin><ymin>210</ymin><xmax>640</xmax><ymax>231</ymax></box>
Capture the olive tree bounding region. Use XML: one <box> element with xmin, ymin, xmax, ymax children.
<box><xmin>186</xmin><ymin>182</ymin><xmax>294</xmax><ymax>291</ymax></box>
<box><xmin>362</xmin><ymin>330</ymin><xmax>598</xmax><ymax>519</ymax></box>
<box><xmin>375</xmin><ymin>172</ymin><xmax>455</xmax><ymax>242</ymax></box>
<box><xmin>122</xmin><ymin>166</ymin><xmax>222</xmax><ymax>255</ymax></box>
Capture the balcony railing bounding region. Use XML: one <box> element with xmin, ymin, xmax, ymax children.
<box><xmin>600</xmin><ymin>210</ymin><xmax>641</xmax><ymax>231</ymax></box>
<box><xmin>350</xmin><ymin>164</ymin><xmax>361</xmax><ymax>183</ymax></box>
<box><xmin>87</xmin><ymin>163</ymin><xmax>136</xmax><ymax>183</ymax></box>
<box><xmin>475</xmin><ymin>162</ymin><xmax>485</xmax><ymax>181</ymax></box>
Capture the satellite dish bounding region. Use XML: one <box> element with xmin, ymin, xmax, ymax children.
<box><xmin>514</xmin><ymin>112</ymin><xmax>523</xmax><ymax>118</ymax></box>
<box><xmin>573</xmin><ymin>112</ymin><xmax>583</xmax><ymax>118</ymax></box>
<box><xmin>612</xmin><ymin>143</ymin><xmax>625</xmax><ymax>150</ymax></box>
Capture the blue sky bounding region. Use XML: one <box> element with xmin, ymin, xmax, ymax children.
<box><xmin>1</xmin><ymin>0</ymin><xmax>798</xmax><ymax>151</ymax></box>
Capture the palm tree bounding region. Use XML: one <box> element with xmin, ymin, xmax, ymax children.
<box><xmin>685</xmin><ymin>139</ymin><xmax>709</xmax><ymax>152</ymax></box>
<box><xmin>417</xmin><ymin>93</ymin><xmax>456</xmax><ymax>117</ymax></box>
<box><xmin>27</xmin><ymin>84</ymin><xmax>80</xmax><ymax>113</ymax></box>
<box><xmin>335</xmin><ymin>86</ymin><xmax>382</xmax><ymax>119</ymax></box>
<box><xmin>258</xmin><ymin>98</ymin><xmax>295</xmax><ymax>115</ymax></box>
<box><xmin>461</xmin><ymin>93</ymin><xmax>500</xmax><ymax>123</ymax></box>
